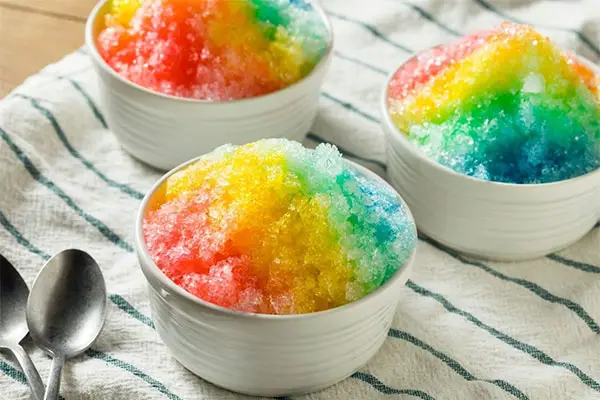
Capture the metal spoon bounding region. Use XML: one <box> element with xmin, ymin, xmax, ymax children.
<box><xmin>26</xmin><ymin>249</ymin><xmax>107</xmax><ymax>400</ymax></box>
<box><xmin>0</xmin><ymin>254</ymin><xmax>45</xmax><ymax>400</ymax></box>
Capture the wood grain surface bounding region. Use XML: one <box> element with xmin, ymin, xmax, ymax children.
<box><xmin>0</xmin><ymin>0</ymin><xmax>96</xmax><ymax>97</ymax></box>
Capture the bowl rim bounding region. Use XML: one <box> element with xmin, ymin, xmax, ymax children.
<box><xmin>84</xmin><ymin>0</ymin><xmax>334</xmax><ymax>105</ymax></box>
<box><xmin>135</xmin><ymin>148</ymin><xmax>418</xmax><ymax>321</ymax></box>
<box><xmin>380</xmin><ymin>46</ymin><xmax>600</xmax><ymax>189</ymax></box>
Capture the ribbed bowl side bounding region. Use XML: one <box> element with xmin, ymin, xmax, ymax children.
<box><xmin>144</xmin><ymin>260</ymin><xmax>412</xmax><ymax>397</ymax></box>
<box><xmin>382</xmin><ymin>122</ymin><xmax>600</xmax><ymax>261</ymax></box>
<box><xmin>92</xmin><ymin>62</ymin><xmax>328</xmax><ymax>171</ymax></box>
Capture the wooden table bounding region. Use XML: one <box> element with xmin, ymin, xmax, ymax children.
<box><xmin>0</xmin><ymin>0</ymin><xmax>97</xmax><ymax>97</ymax></box>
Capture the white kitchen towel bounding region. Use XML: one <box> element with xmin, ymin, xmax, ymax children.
<box><xmin>1</xmin><ymin>0</ymin><xmax>600</xmax><ymax>399</ymax></box>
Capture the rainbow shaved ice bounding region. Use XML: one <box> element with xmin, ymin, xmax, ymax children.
<box><xmin>143</xmin><ymin>139</ymin><xmax>416</xmax><ymax>315</ymax></box>
<box><xmin>96</xmin><ymin>0</ymin><xmax>329</xmax><ymax>100</ymax></box>
<box><xmin>387</xmin><ymin>22</ymin><xmax>600</xmax><ymax>184</ymax></box>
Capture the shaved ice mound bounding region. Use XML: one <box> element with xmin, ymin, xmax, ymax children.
<box><xmin>96</xmin><ymin>0</ymin><xmax>330</xmax><ymax>101</ymax></box>
<box><xmin>142</xmin><ymin>139</ymin><xmax>416</xmax><ymax>315</ymax></box>
<box><xmin>387</xmin><ymin>22</ymin><xmax>600</xmax><ymax>184</ymax></box>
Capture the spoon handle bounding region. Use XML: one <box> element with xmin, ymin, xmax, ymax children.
<box><xmin>9</xmin><ymin>345</ymin><xmax>45</xmax><ymax>400</ymax></box>
<box><xmin>43</xmin><ymin>355</ymin><xmax>65</xmax><ymax>400</ymax></box>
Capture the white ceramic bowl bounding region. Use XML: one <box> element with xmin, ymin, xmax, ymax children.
<box><xmin>134</xmin><ymin>154</ymin><xmax>417</xmax><ymax>397</ymax></box>
<box><xmin>85</xmin><ymin>0</ymin><xmax>333</xmax><ymax>171</ymax></box>
<box><xmin>381</xmin><ymin>52</ymin><xmax>600</xmax><ymax>261</ymax></box>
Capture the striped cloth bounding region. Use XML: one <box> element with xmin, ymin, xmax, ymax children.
<box><xmin>1</xmin><ymin>0</ymin><xmax>600</xmax><ymax>399</ymax></box>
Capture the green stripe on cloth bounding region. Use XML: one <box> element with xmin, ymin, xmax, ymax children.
<box><xmin>320</xmin><ymin>92</ymin><xmax>379</xmax><ymax>123</ymax></box>
<box><xmin>333</xmin><ymin>51</ymin><xmax>388</xmax><ymax>75</ymax></box>
<box><xmin>406</xmin><ymin>280</ymin><xmax>600</xmax><ymax>393</ymax></box>
<box><xmin>547</xmin><ymin>254</ymin><xmax>600</xmax><ymax>274</ymax></box>
<box><xmin>86</xmin><ymin>350</ymin><xmax>183</xmax><ymax>400</ymax></box>
<box><xmin>1</xmin><ymin>361</ymin><xmax>26</xmax><ymax>384</ymax></box>
<box><xmin>388</xmin><ymin>328</ymin><xmax>528</xmax><ymax>399</ymax></box>
<box><xmin>351</xmin><ymin>372</ymin><xmax>436</xmax><ymax>399</ymax></box>
<box><xmin>398</xmin><ymin>2</ymin><xmax>461</xmax><ymax>37</ymax></box>
<box><xmin>108</xmin><ymin>294</ymin><xmax>155</xmax><ymax>329</ymax></box>
<box><xmin>12</xmin><ymin>94</ymin><xmax>144</xmax><ymax>200</ymax></box>
<box><xmin>62</xmin><ymin>78</ymin><xmax>108</xmax><ymax>129</ymax></box>
<box><xmin>324</xmin><ymin>9</ymin><xmax>414</xmax><ymax>54</ymax></box>
<box><xmin>0</xmin><ymin>210</ymin><xmax>51</xmax><ymax>260</ymax></box>
<box><xmin>419</xmin><ymin>235</ymin><xmax>600</xmax><ymax>334</ymax></box>
<box><xmin>1</xmin><ymin>360</ymin><xmax>66</xmax><ymax>400</ymax></box>
<box><xmin>0</xmin><ymin>126</ymin><xmax>134</xmax><ymax>252</ymax></box>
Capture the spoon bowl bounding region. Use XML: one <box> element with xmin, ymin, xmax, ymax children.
<box><xmin>0</xmin><ymin>254</ymin><xmax>29</xmax><ymax>344</ymax></box>
<box><xmin>27</xmin><ymin>249</ymin><xmax>107</xmax><ymax>400</ymax></box>
<box><xmin>0</xmin><ymin>254</ymin><xmax>45</xmax><ymax>400</ymax></box>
